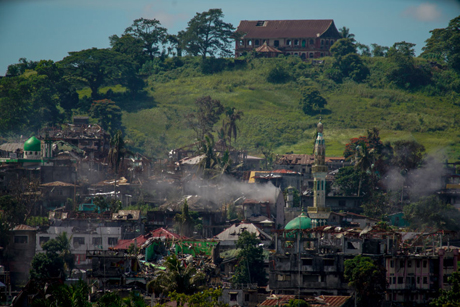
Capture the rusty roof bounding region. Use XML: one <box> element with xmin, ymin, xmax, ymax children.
<box><xmin>255</xmin><ymin>42</ymin><xmax>282</xmax><ymax>53</ymax></box>
<box><xmin>12</xmin><ymin>224</ymin><xmax>38</xmax><ymax>231</ymax></box>
<box><xmin>309</xmin><ymin>295</ymin><xmax>351</xmax><ymax>307</ymax></box>
<box><xmin>259</xmin><ymin>295</ymin><xmax>296</xmax><ymax>306</ymax></box>
<box><xmin>237</xmin><ymin>19</ymin><xmax>340</xmax><ymax>39</ymax></box>
<box><xmin>275</xmin><ymin>154</ymin><xmax>345</xmax><ymax>166</ymax></box>
<box><xmin>41</xmin><ymin>181</ymin><xmax>78</xmax><ymax>187</ymax></box>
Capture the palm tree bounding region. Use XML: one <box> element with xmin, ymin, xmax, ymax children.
<box><xmin>339</xmin><ymin>26</ymin><xmax>356</xmax><ymax>43</ymax></box>
<box><xmin>147</xmin><ymin>254</ymin><xmax>206</xmax><ymax>296</ymax></box>
<box><xmin>225</xmin><ymin>107</ymin><xmax>243</xmax><ymax>147</ymax></box>
<box><xmin>198</xmin><ymin>135</ymin><xmax>218</xmax><ymax>178</ymax></box>
<box><xmin>56</xmin><ymin>232</ymin><xmax>75</xmax><ymax>274</ymax></box>
<box><xmin>173</xmin><ymin>200</ymin><xmax>195</xmax><ymax>237</ymax></box>
<box><xmin>354</xmin><ymin>143</ymin><xmax>373</xmax><ymax>197</ymax></box>
<box><xmin>108</xmin><ymin>130</ymin><xmax>132</xmax><ymax>200</ymax></box>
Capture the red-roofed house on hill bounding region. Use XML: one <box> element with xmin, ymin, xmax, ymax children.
<box><xmin>235</xmin><ymin>20</ymin><xmax>342</xmax><ymax>59</ymax></box>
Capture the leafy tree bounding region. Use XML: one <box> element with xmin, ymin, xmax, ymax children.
<box><xmin>387</xmin><ymin>41</ymin><xmax>416</xmax><ymax>58</ymax></box>
<box><xmin>167</xmin><ymin>31</ymin><xmax>187</xmax><ymax>57</ymax></box>
<box><xmin>124</xmin><ymin>18</ymin><xmax>168</xmax><ymax>61</ymax></box>
<box><xmin>344</xmin><ymin>255</ymin><xmax>386</xmax><ymax>307</ymax></box>
<box><xmin>6</xmin><ymin>57</ymin><xmax>38</xmax><ymax>76</ymax></box>
<box><xmin>90</xmin><ymin>99</ymin><xmax>122</xmax><ymax>135</ymax></box>
<box><xmin>108</xmin><ymin>130</ymin><xmax>131</xmax><ymax>175</ymax></box>
<box><xmin>32</xmin><ymin>280</ymin><xmax>91</xmax><ymax>307</ymax></box>
<box><xmin>334</xmin><ymin>166</ymin><xmax>371</xmax><ymax>197</ymax></box>
<box><xmin>110</xmin><ymin>33</ymin><xmax>147</xmax><ymax>65</ymax></box>
<box><xmin>392</xmin><ymin>140</ymin><xmax>425</xmax><ymax>171</ymax></box>
<box><xmin>232</xmin><ymin>231</ymin><xmax>267</xmax><ymax>286</ymax></box>
<box><xmin>267</xmin><ymin>65</ymin><xmax>291</xmax><ymax>83</ymax></box>
<box><xmin>430</xmin><ymin>271</ymin><xmax>460</xmax><ymax>307</ymax></box>
<box><xmin>186</xmin><ymin>96</ymin><xmax>225</xmax><ymax>140</ymax></box>
<box><xmin>338</xmin><ymin>26</ymin><xmax>356</xmax><ymax>43</ymax></box>
<box><xmin>354</xmin><ymin>143</ymin><xmax>374</xmax><ymax>196</ymax></box>
<box><xmin>386</xmin><ymin>41</ymin><xmax>431</xmax><ymax>88</ymax></box>
<box><xmin>97</xmin><ymin>291</ymin><xmax>123</xmax><ymax>307</ymax></box>
<box><xmin>148</xmin><ymin>254</ymin><xmax>206</xmax><ymax>296</ymax></box>
<box><xmin>335</xmin><ymin>53</ymin><xmax>369</xmax><ymax>82</ymax></box>
<box><xmin>371</xmin><ymin>43</ymin><xmax>389</xmax><ymax>57</ymax></box>
<box><xmin>330</xmin><ymin>38</ymin><xmax>357</xmax><ymax>58</ymax></box>
<box><xmin>422</xmin><ymin>16</ymin><xmax>460</xmax><ymax>72</ymax></box>
<box><xmin>167</xmin><ymin>288</ymin><xmax>229</xmax><ymax>307</ymax></box>
<box><xmin>30</xmin><ymin>234</ymin><xmax>76</xmax><ymax>284</ymax></box>
<box><xmin>356</xmin><ymin>43</ymin><xmax>371</xmax><ymax>57</ymax></box>
<box><xmin>403</xmin><ymin>195</ymin><xmax>460</xmax><ymax>231</ymax></box>
<box><xmin>299</xmin><ymin>86</ymin><xmax>327</xmax><ymax>114</ymax></box>
<box><xmin>60</xmin><ymin>48</ymin><xmax>132</xmax><ymax>99</ymax></box>
<box><xmin>183</xmin><ymin>9</ymin><xmax>235</xmax><ymax>59</ymax></box>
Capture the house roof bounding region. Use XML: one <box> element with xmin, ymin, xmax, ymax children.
<box><xmin>112</xmin><ymin>210</ymin><xmax>141</xmax><ymax>221</ymax></box>
<box><xmin>215</xmin><ymin>223</ymin><xmax>272</xmax><ymax>241</ymax></box>
<box><xmin>237</xmin><ymin>20</ymin><xmax>340</xmax><ymax>39</ymax></box>
<box><xmin>111</xmin><ymin>234</ymin><xmax>149</xmax><ymax>250</ymax></box>
<box><xmin>255</xmin><ymin>42</ymin><xmax>282</xmax><ymax>53</ymax></box>
<box><xmin>274</xmin><ymin>154</ymin><xmax>345</xmax><ymax>166</ymax></box>
<box><xmin>0</xmin><ymin>143</ymin><xmax>24</xmax><ymax>152</ymax></box>
<box><xmin>150</xmin><ymin>227</ymin><xmax>185</xmax><ymax>240</ymax></box>
<box><xmin>259</xmin><ymin>295</ymin><xmax>296</xmax><ymax>306</ymax></box>
<box><xmin>41</xmin><ymin>181</ymin><xmax>78</xmax><ymax>187</ymax></box>
<box><xmin>12</xmin><ymin>224</ymin><xmax>38</xmax><ymax>231</ymax></box>
<box><xmin>309</xmin><ymin>295</ymin><xmax>351</xmax><ymax>307</ymax></box>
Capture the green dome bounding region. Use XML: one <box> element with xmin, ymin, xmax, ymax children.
<box><xmin>24</xmin><ymin>136</ymin><xmax>41</xmax><ymax>152</ymax></box>
<box><xmin>285</xmin><ymin>211</ymin><xmax>312</xmax><ymax>230</ymax></box>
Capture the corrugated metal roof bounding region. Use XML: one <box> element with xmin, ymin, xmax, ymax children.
<box><xmin>0</xmin><ymin>143</ymin><xmax>24</xmax><ymax>152</ymax></box>
<box><xmin>259</xmin><ymin>295</ymin><xmax>296</xmax><ymax>306</ymax></box>
<box><xmin>310</xmin><ymin>295</ymin><xmax>351</xmax><ymax>307</ymax></box>
<box><xmin>237</xmin><ymin>20</ymin><xmax>339</xmax><ymax>39</ymax></box>
<box><xmin>215</xmin><ymin>223</ymin><xmax>272</xmax><ymax>241</ymax></box>
<box><xmin>41</xmin><ymin>181</ymin><xmax>78</xmax><ymax>187</ymax></box>
<box><xmin>12</xmin><ymin>224</ymin><xmax>38</xmax><ymax>231</ymax></box>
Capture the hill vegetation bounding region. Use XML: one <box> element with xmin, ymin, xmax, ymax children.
<box><xmin>1</xmin><ymin>12</ymin><xmax>460</xmax><ymax>161</ymax></box>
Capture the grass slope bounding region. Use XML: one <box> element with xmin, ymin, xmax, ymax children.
<box><xmin>113</xmin><ymin>57</ymin><xmax>460</xmax><ymax>160</ymax></box>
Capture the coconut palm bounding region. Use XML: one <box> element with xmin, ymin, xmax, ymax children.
<box><xmin>339</xmin><ymin>26</ymin><xmax>356</xmax><ymax>43</ymax></box>
<box><xmin>225</xmin><ymin>107</ymin><xmax>243</xmax><ymax>147</ymax></box>
<box><xmin>354</xmin><ymin>143</ymin><xmax>373</xmax><ymax>196</ymax></box>
<box><xmin>147</xmin><ymin>254</ymin><xmax>206</xmax><ymax>296</ymax></box>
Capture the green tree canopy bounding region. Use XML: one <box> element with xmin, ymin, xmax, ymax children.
<box><xmin>344</xmin><ymin>255</ymin><xmax>386</xmax><ymax>307</ymax></box>
<box><xmin>60</xmin><ymin>48</ymin><xmax>132</xmax><ymax>99</ymax></box>
<box><xmin>186</xmin><ymin>95</ymin><xmax>225</xmax><ymax>141</ymax></box>
<box><xmin>330</xmin><ymin>38</ymin><xmax>357</xmax><ymax>58</ymax></box>
<box><xmin>430</xmin><ymin>271</ymin><xmax>460</xmax><ymax>307</ymax></box>
<box><xmin>124</xmin><ymin>18</ymin><xmax>168</xmax><ymax>60</ymax></box>
<box><xmin>338</xmin><ymin>26</ymin><xmax>356</xmax><ymax>43</ymax></box>
<box><xmin>299</xmin><ymin>86</ymin><xmax>327</xmax><ymax>114</ymax></box>
<box><xmin>392</xmin><ymin>140</ymin><xmax>425</xmax><ymax>171</ymax></box>
<box><xmin>184</xmin><ymin>9</ymin><xmax>235</xmax><ymax>59</ymax></box>
<box><xmin>403</xmin><ymin>195</ymin><xmax>460</xmax><ymax>231</ymax></box>
<box><xmin>90</xmin><ymin>99</ymin><xmax>122</xmax><ymax>136</ymax></box>
<box><xmin>232</xmin><ymin>231</ymin><xmax>267</xmax><ymax>286</ymax></box>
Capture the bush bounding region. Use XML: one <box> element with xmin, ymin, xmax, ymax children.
<box><xmin>267</xmin><ymin>65</ymin><xmax>291</xmax><ymax>83</ymax></box>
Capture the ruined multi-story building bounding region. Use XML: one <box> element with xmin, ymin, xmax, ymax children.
<box><xmin>235</xmin><ymin>19</ymin><xmax>342</xmax><ymax>59</ymax></box>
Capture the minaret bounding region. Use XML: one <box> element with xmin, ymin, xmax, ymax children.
<box><xmin>308</xmin><ymin>118</ymin><xmax>331</xmax><ymax>227</ymax></box>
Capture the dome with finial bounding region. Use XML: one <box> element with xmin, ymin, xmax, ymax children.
<box><xmin>24</xmin><ymin>136</ymin><xmax>41</xmax><ymax>152</ymax></box>
<box><xmin>285</xmin><ymin>210</ymin><xmax>312</xmax><ymax>231</ymax></box>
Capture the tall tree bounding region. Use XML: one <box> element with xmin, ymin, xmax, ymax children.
<box><xmin>108</xmin><ymin>130</ymin><xmax>130</xmax><ymax>175</ymax></box>
<box><xmin>60</xmin><ymin>48</ymin><xmax>131</xmax><ymax>99</ymax></box>
<box><xmin>353</xmin><ymin>143</ymin><xmax>374</xmax><ymax>197</ymax></box>
<box><xmin>371</xmin><ymin>43</ymin><xmax>389</xmax><ymax>57</ymax></box>
<box><xmin>167</xmin><ymin>31</ymin><xmax>187</xmax><ymax>57</ymax></box>
<box><xmin>224</xmin><ymin>107</ymin><xmax>243</xmax><ymax>147</ymax></box>
<box><xmin>90</xmin><ymin>99</ymin><xmax>122</xmax><ymax>136</ymax></box>
<box><xmin>186</xmin><ymin>96</ymin><xmax>224</xmax><ymax>141</ymax></box>
<box><xmin>299</xmin><ymin>86</ymin><xmax>327</xmax><ymax>115</ymax></box>
<box><xmin>392</xmin><ymin>140</ymin><xmax>425</xmax><ymax>171</ymax></box>
<box><xmin>184</xmin><ymin>9</ymin><xmax>235</xmax><ymax>59</ymax></box>
<box><xmin>422</xmin><ymin>16</ymin><xmax>460</xmax><ymax>72</ymax></box>
<box><xmin>344</xmin><ymin>255</ymin><xmax>386</xmax><ymax>307</ymax></box>
<box><xmin>430</xmin><ymin>271</ymin><xmax>460</xmax><ymax>307</ymax></box>
<box><xmin>124</xmin><ymin>18</ymin><xmax>168</xmax><ymax>61</ymax></box>
<box><xmin>232</xmin><ymin>231</ymin><xmax>267</xmax><ymax>286</ymax></box>
<box><xmin>356</xmin><ymin>42</ymin><xmax>371</xmax><ymax>57</ymax></box>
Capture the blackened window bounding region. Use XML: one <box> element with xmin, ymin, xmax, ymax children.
<box><xmin>108</xmin><ymin>237</ymin><xmax>118</xmax><ymax>246</ymax></box>
<box><xmin>92</xmin><ymin>237</ymin><xmax>102</xmax><ymax>245</ymax></box>
<box><xmin>14</xmin><ymin>236</ymin><xmax>28</xmax><ymax>244</ymax></box>
<box><xmin>302</xmin><ymin>258</ymin><xmax>313</xmax><ymax>266</ymax></box>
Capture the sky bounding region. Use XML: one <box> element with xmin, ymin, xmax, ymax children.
<box><xmin>0</xmin><ymin>0</ymin><xmax>459</xmax><ymax>75</ymax></box>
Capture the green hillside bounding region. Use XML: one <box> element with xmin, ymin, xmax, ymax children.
<box><xmin>119</xmin><ymin>56</ymin><xmax>460</xmax><ymax>160</ymax></box>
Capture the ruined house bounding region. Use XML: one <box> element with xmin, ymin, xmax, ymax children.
<box><xmin>235</xmin><ymin>20</ymin><xmax>342</xmax><ymax>59</ymax></box>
